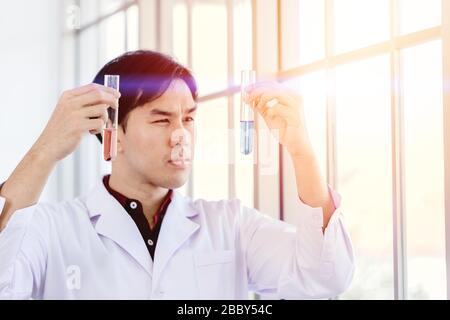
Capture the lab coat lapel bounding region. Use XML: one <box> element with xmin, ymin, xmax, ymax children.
<box><xmin>83</xmin><ymin>179</ymin><xmax>153</xmax><ymax>277</ymax></box>
<box><xmin>152</xmin><ymin>191</ymin><xmax>199</xmax><ymax>288</ymax></box>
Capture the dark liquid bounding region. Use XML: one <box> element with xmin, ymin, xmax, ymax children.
<box><xmin>103</xmin><ymin>128</ymin><xmax>117</xmax><ymax>161</ymax></box>
<box><xmin>240</xmin><ymin>121</ymin><xmax>254</xmax><ymax>155</ymax></box>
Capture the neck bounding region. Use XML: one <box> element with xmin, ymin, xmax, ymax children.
<box><xmin>109</xmin><ymin>168</ymin><xmax>169</xmax><ymax>222</ymax></box>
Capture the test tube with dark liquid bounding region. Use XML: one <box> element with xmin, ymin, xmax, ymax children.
<box><xmin>103</xmin><ymin>75</ymin><xmax>120</xmax><ymax>161</ymax></box>
<box><xmin>240</xmin><ymin>70</ymin><xmax>256</xmax><ymax>155</ymax></box>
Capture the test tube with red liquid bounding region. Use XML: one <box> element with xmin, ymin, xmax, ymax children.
<box><xmin>103</xmin><ymin>75</ymin><xmax>120</xmax><ymax>161</ymax></box>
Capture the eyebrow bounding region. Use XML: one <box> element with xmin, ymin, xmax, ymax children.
<box><xmin>149</xmin><ymin>105</ymin><xmax>197</xmax><ymax>117</ymax></box>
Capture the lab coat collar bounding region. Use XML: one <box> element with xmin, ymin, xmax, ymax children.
<box><xmin>85</xmin><ymin>178</ymin><xmax>199</xmax><ymax>219</ymax></box>
<box><xmin>83</xmin><ymin>177</ymin><xmax>153</xmax><ymax>276</ymax></box>
<box><xmin>83</xmin><ymin>176</ymin><xmax>200</xmax><ymax>281</ymax></box>
<box><xmin>152</xmin><ymin>190</ymin><xmax>200</xmax><ymax>289</ymax></box>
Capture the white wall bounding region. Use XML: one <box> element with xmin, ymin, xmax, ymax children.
<box><xmin>0</xmin><ymin>0</ymin><xmax>62</xmax><ymax>202</ymax></box>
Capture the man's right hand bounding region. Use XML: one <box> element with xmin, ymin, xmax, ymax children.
<box><xmin>0</xmin><ymin>83</ymin><xmax>120</xmax><ymax>230</ymax></box>
<box><xmin>32</xmin><ymin>83</ymin><xmax>120</xmax><ymax>162</ymax></box>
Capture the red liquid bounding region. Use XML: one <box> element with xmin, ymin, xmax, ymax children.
<box><xmin>103</xmin><ymin>128</ymin><xmax>117</xmax><ymax>161</ymax></box>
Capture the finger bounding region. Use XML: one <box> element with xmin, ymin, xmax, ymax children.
<box><xmin>73</xmin><ymin>90</ymin><xmax>119</xmax><ymax>109</ymax></box>
<box><xmin>248</xmin><ymin>83</ymin><xmax>291</xmax><ymax>97</ymax></box>
<box><xmin>254</xmin><ymin>92</ymin><xmax>295</xmax><ymax>112</ymax></box>
<box><xmin>247</xmin><ymin>88</ymin><xmax>295</xmax><ymax>107</ymax></box>
<box><xmin>83</xmin><ymin>104</ymin><xmax>108</xmax><ymax>119</ymax></box>
<box><xmin>266</xmin><ymin>98</ymin><xmax>279</xmax><ymax>108</ymax></box>
<box><xmin>245</xmin><ymin>81</ymin><xmax>285</xmax><ymax>97</ymax></box>
<box><xmin>85</xmin><ymin>106</ymin><xmax>109</xmax><ymax>133</ymax></box>
<box><xmin>84</xmin><ymin>118</ymin><xmax>106</xmax><ymax>134</ymax></box>
<box><xmin>70</xmin><ymin>83</ymin><xmax>121</xmax><ymax>98</ymax></box>
<box><xmin>263</xmin><ymin>103</ymin><xmax>294</xmax><ymax>120</ymax></box>
<box><xmin>88</xmin><ymin>117</ymin><xmax>108</xmax><ymax>135</ymax></box>
<box><xmin>245</xmin><ymin>81</ymin><xmax>280</xmax><ymax>92</ymax></box>
<box><xmin>247</xmin><ymin>81</ymin><xmax>295</xmax><ymax>96</ymax></box>
<box><xmin>89</xmin><ymin>127</ymin><xmax>103</xmax><ymax>135</ymax></box>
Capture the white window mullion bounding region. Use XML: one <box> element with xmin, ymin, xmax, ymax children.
<box><xmin>390</xmin><ymin>0</ymin><xmax>408</xmax><ymax>301</ymax></box>
<box><xmin>138</xmin><ymin>0</ymin><xmax>158</xmax><ymax>50</ymax></box>
<box><xmin>226</xmin><ymin>0</ymin><xmax>236</xmax><ymax>200</ymax></box>
<box><xmin>325</xmin><ymin>0</ymin><xmax>337</xmax><ymax>190</ymax></box>
<box><xmin>186</xmin><ymin>0</ymin><xmax>194</xmax><ymax>198</ymax></box>
<box><xmin>251</xmin><ymin>0</ymin><xmax>280</xmax><ymax>218</ymax></box>
<box><xmin>442</xmin><ymin>0</ymin><xmax>450</xmax><ymax>301</ymax></box>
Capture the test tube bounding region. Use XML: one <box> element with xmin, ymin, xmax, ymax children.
<box><xmin>240</xmin><ymin>70</ymin><xmax>256</xmax><ymax>155</ymax></box>
<box><xmin>103</xmin><ymin>75</ymin><xmax>120</xmax><ymax>161</ymax></box>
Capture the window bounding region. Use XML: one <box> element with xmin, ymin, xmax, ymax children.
<box><xmin>334</xmin><ymin>0</ymin><xmax>390</xmax><ymax>54</ymax></box>
<box><xmin>335</xmin><ymin>55</ymin><xmax>393</xmax><ymax>299</ymax></box>
<box><xmin>398</xmin><ymin>0</ymin><xmax>441</xmax><ymax>35</ymax></box>
<box><xmin>171</xmin><ymin>0</ymin><xmax>254</xmax><ymax>204</ymax></box>
<box><xmin>297</xmin><ymin>0</ymin><xmax>325</xmax><ymax>65</ymax></box>
<box><xmin>281</xmin><ymin>0</ymin><xmax>448</xmax><ymax>299</ymax></box>
<box><xmin>68</xmin><ymin>0</ymin><xmax>141</xmax><ymax>195</ymax></box>
<box><xmin>402</xmin><ymin>40</ymin><xmax>445</xmax><ymax>299</ymax></box>
<box><xmin>192</xmin><ymin>0</ymin><xmax>228</xmax><ymax>95</ymax></box>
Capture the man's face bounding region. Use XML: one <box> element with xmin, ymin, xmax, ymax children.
<box><xmin>116</xmin><ymin>79</ymin><xmax>196</xmax><ymax>189</ymax></box>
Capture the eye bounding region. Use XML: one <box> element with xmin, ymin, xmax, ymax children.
<box><xmin>153</xmin><ymin>119</ymin><xmax>170</xmax><ymax>124</ymax></box>
<box><xmin>184</xmin><ymin>117</ymin><xmax>195</xmax><ymax>122</ymax></box>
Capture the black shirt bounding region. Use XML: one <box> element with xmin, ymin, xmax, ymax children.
<box><xmin>103</xmin><ymin>175</ymin><xmax>173</xmax><ymax>260</ymax></box>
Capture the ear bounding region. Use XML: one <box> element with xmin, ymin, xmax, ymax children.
<box><xmin>117</xmin><ymin>125</ymin><xmax>125</xmax><ymax>153</ymax></box>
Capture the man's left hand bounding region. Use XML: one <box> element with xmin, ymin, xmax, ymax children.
<box><xmin>245</xmin><ymin>81</ymin><xmax>313</xmax><ymax>157</ymax></box>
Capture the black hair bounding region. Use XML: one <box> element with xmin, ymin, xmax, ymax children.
<box><xmin>92</xmin><ymin>50</ymin><xmax>198</xmax><ymax>143</ymax></box>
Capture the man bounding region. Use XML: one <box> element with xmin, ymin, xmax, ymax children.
<box><xmin>0</xmin><ymin>50</ymin><xmax>354</xmax><ymax>299</ymax></box>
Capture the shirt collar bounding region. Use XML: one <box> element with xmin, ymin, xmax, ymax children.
<box><xmin>102</xmin><ymin>175</ymin><xmax>173</xmax><ymax>226</ymax></box>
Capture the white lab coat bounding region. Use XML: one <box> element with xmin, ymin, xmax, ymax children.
<box><xmin>0</xmin><ymin>176</ymin><xmax>354</xmax><ymax>299</ymax></box>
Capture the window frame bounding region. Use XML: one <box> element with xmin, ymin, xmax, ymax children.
<box><xmin>279</xmin><ymin>0</ymin><xmax>450</xmax><ymax>300</ymax></box>
<box><xmin>64</xmin><ymin>0</ymin><xmax>450</xmax><ymax>299</ymax></box>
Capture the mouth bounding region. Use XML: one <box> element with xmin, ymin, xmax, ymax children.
<box><xmin>167</xmin><ymin>159</ymin><xmax>191</xmax><ymax>169</ymax></box>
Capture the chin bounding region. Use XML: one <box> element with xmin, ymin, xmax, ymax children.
<box><xmin>166</xmin><ymin>179</ymin><xmax>187</xmax><ymax>189</ymax></box>
<box><xmin>161</xmin><ymin>172</ymin><xmax>190</xmax><ymax>189</ymax></box>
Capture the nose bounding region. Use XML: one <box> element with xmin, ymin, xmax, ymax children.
<box><xmin>170</xmin><ymin>127</ymin><xmax>191</xmax><ymax>148</ymax></box>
